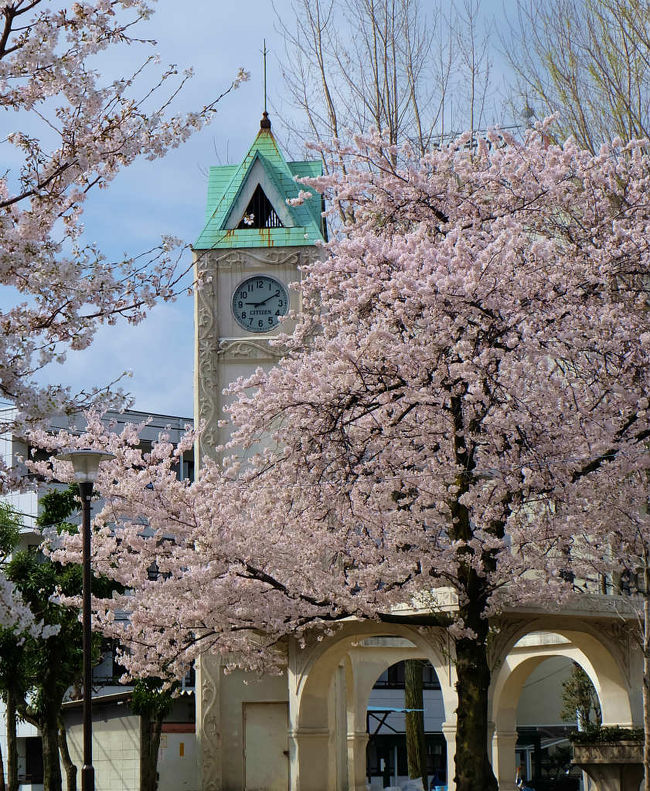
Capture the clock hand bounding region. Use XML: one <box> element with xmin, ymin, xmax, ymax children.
<box><xmin>256</xmin><ymin>290</ymin><xmax>281</xmax><ymax>307</ymax></box>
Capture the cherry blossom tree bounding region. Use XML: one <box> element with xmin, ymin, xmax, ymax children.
<box><xmin>44</xmin><ymin>126</ymin><xmax>650</xmax><ymax>791</ymax></box>
<box><xmin>0</xmin><ymin>0</ymin><xmax>245</xmax><ymax>456</ymax></box>
<box><xmin>0</xmin><ymin>0</ymin><xmax>245</xmax><ymax>631</ymax></box>
<box><xmin>572</xmin><ymin>467</ymin><xmax>650</xmax><ymax>789</ymax></box>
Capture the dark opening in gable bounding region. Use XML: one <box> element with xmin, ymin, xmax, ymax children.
<box><xmin>238</xmin><ymin>184</ymin><xmax>284</xmax><ymax>229</ymax></box>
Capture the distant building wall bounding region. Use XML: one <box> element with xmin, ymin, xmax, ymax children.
<box><xmin>516</xmin><ymin>655</ymin><xmax>574</xmax><ymax>727</ymax></box>
<box><xmin>66</xmin><ymin>705</ymin><xmax>139</xmax><ymax>791</ymax></box>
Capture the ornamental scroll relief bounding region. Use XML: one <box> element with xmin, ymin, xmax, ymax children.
<box><xmin>196</xmin><ymin>654</ymin><xmax>222</xmax><ymax>791</ymax></box>
<box><xmin>203</xmin><ymin>248</ymin><xmax>303</xmax><ymax>270</ymax></box>
<box><xmin>194</xmin><ymin>246</ymin><xmax>321</xmax><ymax>464</ymax></box>
<box><xmin>217</xmin><ymin>338</ymin><xmax>285</xmax><ymax>360</ymax></box>
<box><xmin>195</xmin><ymin>261</ymin><xmax>220</xmax><ymax>458</ymax></box>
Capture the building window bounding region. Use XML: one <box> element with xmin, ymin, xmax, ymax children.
<box><xmin>373</xmin><ymin>660</ymin><xmax>441</xmax><ymax>690</ymax></box>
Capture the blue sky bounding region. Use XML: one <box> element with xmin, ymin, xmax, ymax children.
<box><xmin>36</xmin><ymin>0</ymin><xmax>508</xmax><ymax>420</ymax></box>
<box><xmin>37</xmin><ymin>0</ymin><xmax>292</xmax><ymax>420</ymax></box>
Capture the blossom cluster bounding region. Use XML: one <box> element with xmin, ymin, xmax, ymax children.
<box><xmin>48</xmin><ymin>125</ymin><xmax>650</xmax><ymax>676</ymax></box>
<box><xmin>0</xmin><ymin>0</ymin><xmax>244</xmax><ymax>464</ymax></box>
<box><xmin>0</xmin><ymin>0</ymin><xmax>246</xmax><ymax>631</ymax></box>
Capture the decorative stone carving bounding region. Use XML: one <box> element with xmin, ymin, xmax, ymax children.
<box><xmin>208</xmin><ymin>249</ymin><xmax>303</xmax><ymax>269</ymax></box>
<box><xmin>573</xmin><ymin>741</ymin><xmax>643</xmax><ymax>791</ymax></box>
<box><xmin>200</xmin><ymin>247</ymin><xmax>321</xmax><ymax>272</ymax></box>
<box><xmin>217</xmin><ymin>338</ymin><xmax>285</xmax><ymax>360</ymax></box>
<box><xmin>418</xmin><ymin>625</ymin><xmax>454</xmax><ymax>664</ymax></box>
<box><xmin>487</xmin><ymin>616</ymin><xmax>531</xmax><ymax>672</ymax></box>
<box><xmin>288</xmin><ymin>632</ymin><xmax>332</xmax><ymax>698</ymax></box>
<box><xmin>196</xmin><ymin>654</ymin><xmax>222</xmax><ymax>791</ymax></box>
<box><xmin>568</xmin><ymin>593</ymin><xmax>638</xmax><ymax>617</ymax></box>
<box><xmin>195</xmin><ymin>264</ymin><xmax>220</xmax><ymax>460</ymax></box>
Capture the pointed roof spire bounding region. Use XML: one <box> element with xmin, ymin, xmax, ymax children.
<box><xmin>194</xmin><ymin>70</ymin><xmax>327</xmax><ymax>251</ymax></box>
<box><xmin>260</xmin><ymin>40</ymin><xmax>271</xmax><ymax>129</ymax></box>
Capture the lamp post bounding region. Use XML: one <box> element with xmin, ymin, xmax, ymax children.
<box><xmin>58</xmin><ymin>449</ymin><xmax>115</xmax><ymax>791</ymax></box>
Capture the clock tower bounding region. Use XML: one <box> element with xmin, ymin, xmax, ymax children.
<box><xmin>192</xmin><ymin>112</ymin><xmax>326</xmax><ymax>461</ymax></box>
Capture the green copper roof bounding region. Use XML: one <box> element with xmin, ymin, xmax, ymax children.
<box><xmin>194</xmin><ymin>124</ymin><xmax>326</xmax><ymax>250</ymax></box>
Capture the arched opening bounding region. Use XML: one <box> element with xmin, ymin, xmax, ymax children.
<box><xmin>491</xmin><ymin>628</ymin><xmax>633</xmax><ymax>791</ymax></box>
<box><xmin>289</xmin><ymin>623</ymin><xmax>455</xmax><ymax>791</ymax></box>
<box><xmin>515</xmin><ymin>653</ymin><xmax>596</xmax><ymax>791</ymax></box>
<box><xmin>361</xmin><ymin>647</ymin><xmax>446</xmax><ymax>790</ymax></box>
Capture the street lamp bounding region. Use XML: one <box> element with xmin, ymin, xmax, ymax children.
<box><xmin>57</xmin><ymin>449</ymin><xmax>115</xmax><ymax>791</ymax></box>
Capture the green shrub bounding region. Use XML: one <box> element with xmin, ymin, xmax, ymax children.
<box><xmin>569</xmin><ymin>725</ymin><xmax>644</xmax><ymax>744</ymax></box>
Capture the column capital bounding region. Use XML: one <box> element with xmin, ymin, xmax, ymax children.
<box><xmin>289</xmin><ymin>727</ymin><xmax>330</xmax><ymax>739</ymax></box>
<box><xmin>494</xmin><ymin>729</ymin><xmax>519</xmax><ymax>740</ymax></box>
<box><xmin>441</xmin><ymin>721</ymin><xmax>457</xmax><ymax>736</ymax></box>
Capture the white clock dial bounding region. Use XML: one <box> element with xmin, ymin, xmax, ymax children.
<box><xmin>232</xmin><ymin>275</ymin><xmax>289</xmax><ymax>333</ymax></box>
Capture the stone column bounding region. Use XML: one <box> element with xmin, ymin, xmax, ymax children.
<box><xmin>289</xmin><ymin>728</ymin><xmax>332</xmax><ymax>791</ymax></box>
<box><xmin>441</xmin><ymin>721</ymin><xmax>457</xmax><ymax>791</ymax></box>
<box><xmin>347</xmin><ymin>730</ymin><xmax>369</xmax><ymax>791</ymax></box>
<box><xmin>195</xmin><ymin>654</ymin><xmax>222</xmax><ymax>791</ymax></box>
<box><xmin>492</xmin><ymin>729</ymin><xmax>519</xmax><ymax>791</ymax></box>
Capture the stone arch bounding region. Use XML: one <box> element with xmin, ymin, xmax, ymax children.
<box><xmin>490</xmin><ymin>617</ymin><xmax>637</xmax><ymax>727</ymax></box>
<box><xmin>490</xmin><ymin>623</ymin><xmax>636</xmax><ymax>791</ymax></box>
<box><xmin>359</xmin><ymin>649</ymin><xmax>451</xmax><ymax>790</ymax></box>
<box><xmin>287</xmin><ymin>620</ymin><xmax>456</xmax><ymax>791</ymax></box>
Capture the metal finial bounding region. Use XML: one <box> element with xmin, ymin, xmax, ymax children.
<box><xmin>263</xmin><ymin>39</ymin><xmax>268</xmax><ymax>113</ymax></box>
<box><xmin>260</xmin><ymin>40</ymin><xmax>271</xmax><ymax>129</ymax></box>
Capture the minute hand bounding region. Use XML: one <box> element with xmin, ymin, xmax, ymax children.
<box><xmin>256</xmin><ymin>290</ymin><xmax>280</xmax><ymax>306</ymax></box>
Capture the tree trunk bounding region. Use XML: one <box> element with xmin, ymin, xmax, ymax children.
<box><xmin>41</xmin><ymin>706</ymin><xmax>63</xmax><ymax>791</ymax></box>
<box><xmin>58</xmin><ymin>723</ymin><xmax>77</xmax><ymax>791</ymax></box>
<box><xmin>405</xmin><ymin>660</ymin><xmax>427</xmax><ymax>790</ymax></box>
<box><xmin>6</xmin><ymin>689</ymin><xmax>18</xmax><ymax>791</ymax></box>
<box><xmin>454</xmin><ymin>611</ymin><xmax>498</xmax><ymax>791</ymax></box>
<box><xmin>0</xmin><ymin>738</ymin><xmax>6</xmax><ymax>791</ymax></box>
<box><xmin>140</xmin><ymin>713</ymin><xmax>164</xmax><ymax>791</ymax></box>
<box><xmin>643</xmin><ymin>592</ymin><xmax>650</xmax><ymax>791</ymax></box>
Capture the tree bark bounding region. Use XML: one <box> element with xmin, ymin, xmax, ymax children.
<box><xmin>140</xmin><ymin>713</ymin><xmax>164</xmax><ymax>791</ymax></box>
<box><xmin>5</xmin><ymin>689</ymin><xmax>17</xmax><ymax>791</ymax></box>
<box><xmin>58</xmin><ymin>723</ymin><xmax>77</xmax><ymax>791</ymax></box>
<box><xmin>448</xmin><ymin>395</ymin><xmax>500</xmax><ymax>791</ymax></box>
<box><xmin>41</xmin><ymin>705</ymin><xmax>63</xmax><ymax>791</ymax></box>
<box><xmin>643</xmin><ymin>588</ymin><xmax>650</xmax><ymax>791</ymax></box>
<box><xmin>454</xmin><ymin>600</ymin><xmax>498</xmax><ymax>791</ymax></box>
<box><xmin>404</xmin><ymin>660</ymin><xmax>427</xmax><ymax>790</ymax></box>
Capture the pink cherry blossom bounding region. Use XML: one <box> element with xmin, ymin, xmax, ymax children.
<box><xmin>46</xmin><ymin>123</ymin><xmax>650</xmax><ymax>791</ymax></box>
<box><xmin>0</xmin><ymin>1</ymin><xmax>245</xmax><ymax>633</ymax></box>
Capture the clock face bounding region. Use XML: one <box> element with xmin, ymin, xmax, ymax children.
<box><xmin>232</xmin><ymin>275</ymin><xmax>289</xmax><ymax>333</ymax></box>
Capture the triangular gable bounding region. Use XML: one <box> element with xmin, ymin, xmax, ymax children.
<box><xmin>237</xmin><ymin>185</ymin><xmax>283</xmax><ymax>229</ymax></box>
<box><xmin>223</xmin><ymin>153</ymin><xmax>298</xmax><ymax>230</ymax></box>
<box><xmin>194</xmin><ymin>123</ymin><xmax>326</xmax><ymax>250</ymax></box>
